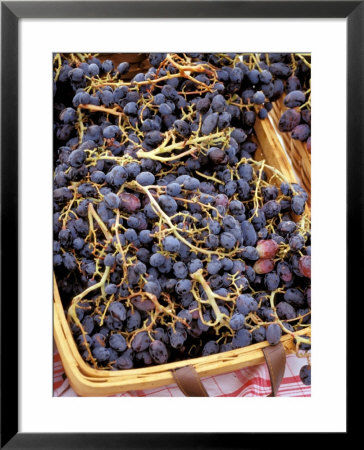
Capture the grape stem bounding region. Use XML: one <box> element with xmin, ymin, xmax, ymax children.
<box><xmin>190</xmin><ymin>269</ymin><xmax>233</xmax><ymax>333</ymax></box>
<box><xmin>53</xmin><ymin>53</ymin><xmax>63</xmax><ymax>82</ymax></box>
<box><xmin>129</xmin><ymin>181</ymin><xmax>239</xmax><ymax>257</ymax></box>
<box><xmin>250</xmin><ymin>161</ymin><xmax>265</xmax><ymax>220</ymax></box>
<box><xmin>78</xmin><ymin>103</ymin><xmax>124</xmax><ymax>118</ymax></box>
<box><xmin>136</xmin><ymin>129</ymin><xmax>230</xmax><ymax>162</ymax></box>
<box><xmin>296</xmin><ymin>54</ymin><xmax>311</xmax><ymax>69</ymax></box>
<box><xmin>87</xmin><ymin>202</ymin><xmax>113</xmax><ymax>242</ymax></box>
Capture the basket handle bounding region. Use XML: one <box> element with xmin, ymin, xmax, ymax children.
<box><xmin>262</xmin><ymin>342</ymin><xmax>287</xmax><ymax>397</ymax></box>
<box><xmin>172</xmin><ymin>342</ymin><xmax>286</xmax><ymax>397</ymax></box>
<box><xmin>172</xmin><ymin>365</ymin><xmax>209</xmax><ymax>397</ymax></box>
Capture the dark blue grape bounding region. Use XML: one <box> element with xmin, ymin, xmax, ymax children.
<box><xmin>166</xmin><ymin>182</ymin><xmax>181</xmax><ymax>196</ymax></box>
<box><xmin>183</xmin><ymin>176</ymin><xmax>200</xmax><ymax>191</ymax></box>
<box><xmin>149</xmin><ymin>340</ymin><xmax>168</xmax><ymax>364</ymax></box>
<box><xmin>105</xmin><ymin>166</ymin><xmax>127</xmax><ymax>187</ymax></box>
<box><xmin>242</xmin><ymin>246</ymin><xmax>259</xmax><ymax>261</ymax></box>
<box><xmin>286</xmin><ymin>76</ymin><xmax>301</xmax><ymax>93</ymax></box>
<box><xmin>262</xmin><ymin>200</ymin><xmax>281</xmax><ymax>219</ymax></box>
<box><xmin>104</xmin><ymin>254</ymin><xmax>116</xmax><ymax>267</ymax></box>
<box><xmin>102</xmin><ymin>60</ymin><xmax>113</xmax><ymax>73</ymax></box>
<box><xmin>220</xmin><ymin>232</ymin><xmax>236</xmax><ymax>250</ymax></box>
<box><xmin>247</xmin><ymin>69</ymin><xmax>259</xmax><ymax>84</ymax></box>
<box><xmin>278</xmin><ymin>109</ymin><xmax>301</xmax><ymax>132</ymax></box>
<box><xmin>269</xmin><ymin>62</ymin><xmax>291</xmax><ymax>78</ymax></box>
<box><xmin>241</xmin><ymin>220</ymin><xmax>257</xmax><ymax>246</ymax></box>
<box><xmin>109</xmin><ymin>302</ymin><xmax>126</xmax><ymax>321</ymax></box>
<box><xmin>174</xmin><ymin>120</ymin><xmax>190</xmax><ymax>138</ymax></box>
<box><xmin>144</xmin><ymin>281</ymin><xmax>162</xmax><ymax>298</ymax></box>
<box><xmin>284</xmin><ymin>288</ymin><xmax>306</xmax><ymax>307</ymax></box>
<box><xmin>266</xmin><ymin>323</ymin><xmax>282</xmax><ymax>345</ymax></box>
<box><xmin>252</xmin><ymin>326</ymin><xmax>266</xmax><ymax>343</ymax></box>
<box><xmin>284</xmin><ymin>90</ymin><xmax>306</xmax><ymax>108</ymax></box>
<box><xmin>207</xmin><ymin>260</ymin><xmax>222</xmax><ymax>275</ymax></box>
<box><xmin>175</xmin><ymin>279</ymin><xmax>192</xmax><ymax>295</ymax></box>
<box><xmin>90</xmin><ymin>171</ymin><xmax>106</xmax><ymax>184</ymax></box>
<box><xmin>232</xmin><ymin>329</ymin><xmax>252</xmax><ymax>349</ymax></box>
<box><xmin>123</xmin><ymin>102</ymin><xmax>138</xmax><ymax>115</ymax></box>
<box><xmin>105</xmin><ymin>283</ymin><xmax>118</xmax><ymax>295</ymax></box>
<box><xmin>62</xmin><ymin>252</ymin><xmax>77</xmax><ymax>270</ymax></box>
<box><xmin>299</xmin><ymin>365</ymin><xmax>311</xmax><ymax>385</ymax></box>
<box><xmin>276</xmin><ymin>301</ymin><xmax>296</xmax><ymax>320</ymax></box>
<box><xmin>169</xmin><ymin>329</ymin><xmax>187</xmax><ymax>349</ymax></box>
<box><xmin>291</xmin><ymin>124</ymin><xmax>310</xmax><ymax>141</ymax></box>
<box><xmin>277</xmin><ymin>220</ymin><xmax>296</xmax><ymax>235</ymax></box>
<box><xmin>289</xmin><ymin>234</ymin><xmax>305</xmax><ymax>251</ymax></box>
<box><xmin>189</xmin><ymin>259</ymin><xmax>203</xmax><ymax>274</ymax></box>
<box><xmin>229</xmin><ymin>313</ymin><xmax>245</xmax><ymax>331</ymax></box>
<box><xmin>73</xmin><ymin>237</ymin><xmax>84</xmax><ymax>251</ymax></box>
<box><xmin>125</xmin><ymin>228</ymin><xmax>138</xmax><ymax>242</ymax></box>
<box><xmin>265</xmin><ymin>272</ymin><xmax>280</xmax><ymax>291</ymax></box>
<box><xmin>125</xmin><ymin>310</ymin><xmax>141</xmax><ymax>332</ymax></box>
<box><xmin>92</xmin><ymin>333</ymin><xmax>106</xmax><ymax>348</ymax></box>
<box><xmin>291</xmin><ymin>196</ymin><xmax>306</xmax><ymax>215</ymax></box>
<box><xmin>236</xmin><ymin>294</ymin><xmax>258</xmax><ymax>315</ymax></box>
<box><xmin>115</xmin><ymin>354</ymin><xmax>133</xmax><ymax>370</ymax></box>
<box><xmin>92</xmin><ymin>346</ymin><xmax>110</xmax><ymax>363</ymax></box>
<box><xmin>150</xmin><ymin>253</ymin><xmax>166</xmax><ymax>267</ymax></box>
<box><xmin>69</xmin><ymin>149</ymin><xmax>86</xmax><ymax>168</ymax></box>
<box><xmin>252</xmin><ymin>91</ymin><xmax>265</xmax><ymax>105</ymax></box>
<box><xmin>220</xmin><ymin>343</ymin><xmax>233</xmax><ymax>353</ymax></box>
<box><xmin>131</xmin><ymin>331</ymin><xmax>151</xmax><ymax>352</ymax></box>
<box><xmin>117</xmin><ymin>62</ymin><xmax>129</xmax><ymax>75</ymax></box>
<box><xmin>82</xmin><ymin>316</ymin><xmax>94</xmax><ymax>334</ymax></box>
<box><xmin>139</xmin><ymin>230</ymin><xmax>153</xmax><ymax>244</ymax></box>
<box><xmin>258</xmin><ymin>108</ymin><xmax>268</xmax><ymax>119</ymax></box>
<box><xmin>173</xmin><ymin>262</ymin><xmax>188</xmax><ymax>279</ymax></box>
<box><xmin>158</xmin><ymin>195</ymin><xmax>177</xmax><ymax>215</ymax></box>
<box><xmin>201</xmin><ymin>112</ymin><xmax>219</xmax><ymax>135</ymax></box>
<box><xmin>53</xmin><ymin>254</ymin><xmax>62</xmax><ymax>266</ymax></box>
<box><xmin>202</xmin><ymin>341</ymin><xmax>219</xmax><ymax>356</ymax></box>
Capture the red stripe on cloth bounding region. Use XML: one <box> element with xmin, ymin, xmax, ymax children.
<box><xmin>218</xmin><ymin>376</ymin><xmax>271</xmax><ymax>397</ymax></box>
<box><xmin>53</xmin><ymin>378</ymin><xmax>65</xmax><ymax>390</ymax></box>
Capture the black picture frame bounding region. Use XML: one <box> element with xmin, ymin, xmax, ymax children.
<box><xmin>1</xmin><ymin>1</ymin><xmax>357</xmax><ymax>448</ymax></box>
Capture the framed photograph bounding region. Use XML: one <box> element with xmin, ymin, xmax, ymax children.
<box><xmin>1</xmin><ymin>0</ymin><xmax>357</xmax><ymax>447</ymax></box>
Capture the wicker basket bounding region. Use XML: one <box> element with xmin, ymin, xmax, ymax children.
<box><xmin>54</xmin><ymin>118</ymin><xmax>311</xmax><ymax>397</ymax></box>
<box><xmin>269</xmin><ymin>97</ymin><xmax>311</xmax><ymax>206</ymax></box>
<box><xmin>54</xmin><ymin>277</ymin><xmax>309</xmax><ymax>397</ymax></box>
<box><xmin>54</xmin><ymin>54</ymin><xmax>311</xmax><ymax>396</ymax></box>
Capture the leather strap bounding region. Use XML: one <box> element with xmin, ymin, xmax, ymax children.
<box><xmin>262</xmin><ymin>342</ymin><xmax>286</xmax><ymax>397</ymax></box>
<box><xmin>172</xmin><ymin>366</ymin><xmax>209</xmax><ymax>397</ymax></box>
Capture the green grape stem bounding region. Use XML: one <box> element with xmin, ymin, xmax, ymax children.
<box><xmin>136</xmin><ymin>129</ymin><xmax>230</xmax><ymax>162</ymax></box>
<box><xmin>130</xmin><ymin>181</ymin><xmax>239</xmax><ymax>258</ymax></box>
<box><xmin>87</xmin><ymin>202</ymin><xmax>113</xmax><ymax>242</ymax></box>
<box><xmin>190</xmin><ymin>269</ymin><xmax>233</xmax><ymax>333</ymax></box>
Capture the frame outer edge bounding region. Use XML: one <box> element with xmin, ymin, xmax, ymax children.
<box><xmin>2</xmin><ymin>1</ymin><xmax>362</xmax><ymax>19</ymax></box>
<box><xmin>347</xmin><ymin>1</ymin><xmax>363</xmax><ymax>436</ymax></box>
<box><xmin>1</xmin><ymin>0</ymin><xmax>360</xmax><ymax>448</ymax></box>
<box><xmin>1</xmin><ymin>2</ymin><xmax>19</xmax><ymax>449</ymax></box>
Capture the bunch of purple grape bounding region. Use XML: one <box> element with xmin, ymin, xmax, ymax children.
<box><xmin>53</xmin><ymin>53</ymin><xmax>311</xmax><ymax>385</ymax></box>
<box><xmin>256</xmin><ymin>53</ymin><xmax>311</xmax><ymax>152</ymax></box>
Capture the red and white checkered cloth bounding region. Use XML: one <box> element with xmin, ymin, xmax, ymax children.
<box><xmin>53</xmin><ymin>344</ymin><xmax>311</xmax><ymax>397</ymax></box>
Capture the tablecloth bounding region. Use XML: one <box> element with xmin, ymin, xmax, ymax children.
<box><xmin>53</xmin><ymin>344</ymin><xmax>311</xmax><ymax>397</ymax></box>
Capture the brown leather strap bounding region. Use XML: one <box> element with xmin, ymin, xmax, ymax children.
<box><xmin>262</xmin><ymin>342</ymin><xmax>286</xmax><ymax>397</ymax></box>
<box><xmin>172</xmin><ymin>366</ymin><xmax>209</xmax><ymax>397</ymax></box>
